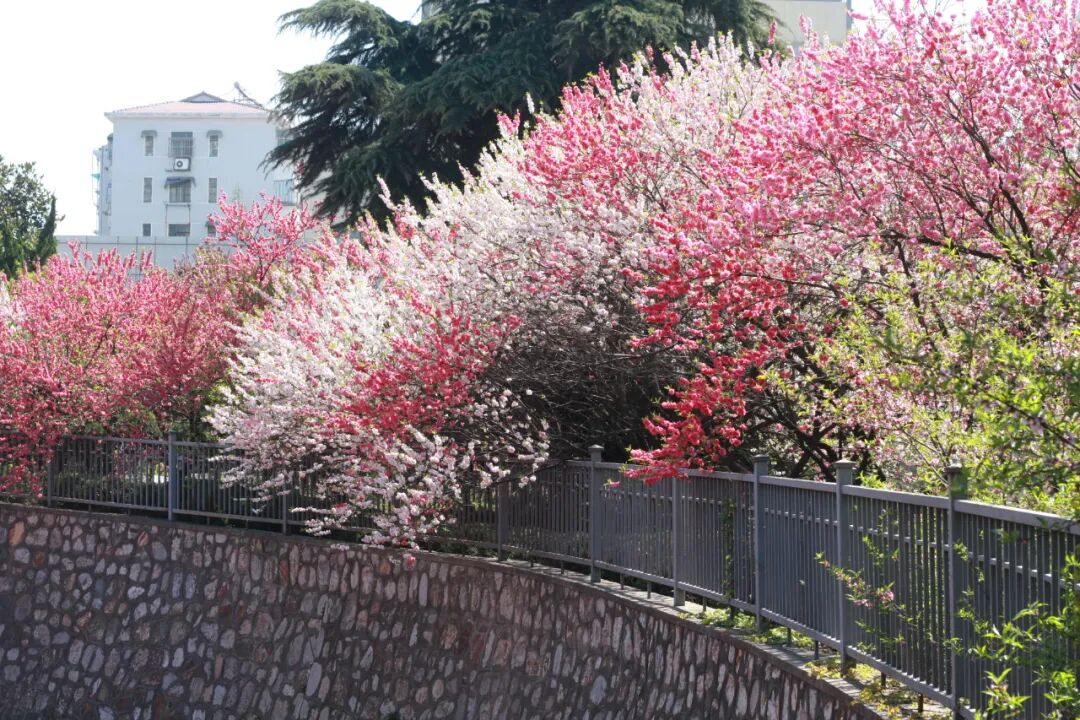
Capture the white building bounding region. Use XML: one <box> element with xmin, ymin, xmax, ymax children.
<box><xmin>75</xmin><ymin>92</ymin><xmax>296</xmax><ymax>269</ymax></box>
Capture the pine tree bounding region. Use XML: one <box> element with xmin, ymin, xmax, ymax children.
<box><xmin>270</xmin><ymin>0</ymin><xmax>776</xmax><ymax>223</ymax></box>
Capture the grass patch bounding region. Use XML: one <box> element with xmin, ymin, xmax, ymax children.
<box><xmin>692</xmin><ymin>606</ymin><xmax>816</xmax><ymax>649</ymax></box>
<box><xmin>683</xmin><ymin>605</ymin><xmax>948</xmax><ymax>718</ymax></box>
<box><xmin>806</xmin><ymin>657</ymin><xmax>949</xmax><ymax>718</ymax></box>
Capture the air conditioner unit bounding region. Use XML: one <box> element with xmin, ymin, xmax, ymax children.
<box><xmin>173</xmin><ymin>157</ymin><xmax>190</xmax><ymax>171</ymax></box>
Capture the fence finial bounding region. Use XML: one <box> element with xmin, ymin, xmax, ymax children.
<box><xmin>752</xmin><ymin>454</ymin><xmax>770</xmax><ymax>476</ymax></box>
<box><xmin>945</xmin><ymin>460</ymin><xmax>967</xmax><ymax>499</ymax></box>
<box><xmin>588</xmin><ymin>445</ymin><xmax>603</xmax><ymax>463</ymax></box>
<box><xmin>834</xmin><ymin>458</ymin><xmax>855</xmax><ymax>486</ymax></box>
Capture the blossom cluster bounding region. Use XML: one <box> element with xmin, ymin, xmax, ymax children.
<box><xmin>210</xmin><ymin>232</ymin><xmax>549</xmax><ymax>544</ymax></box>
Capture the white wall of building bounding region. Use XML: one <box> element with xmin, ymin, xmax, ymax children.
<box><xmin>767</xmin><ymin>0</ymin><xmax>851</xmax><ymax>48</ymax></box>
<box><xmin>104</xmin><ymin>113</ymin><xmax>289</xmax><ymax>239</ymax></box>
<box><xmin>94</xmin><ymin>142</ymin><xmax>112</xmax><ymax>238</ymax></box>
<box><xmin>68</xmin><ymin>95</ymin><xmax>297</xmax><ymax>269</ymax></box>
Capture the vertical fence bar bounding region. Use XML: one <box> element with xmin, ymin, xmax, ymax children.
<box><xmin>672</xmin><ymin>477</ymin><xmax>685</xmax><ymax>607</ymax></box>
<box><xmin>589</xmin><ymin>445</ymin><xmax>603</xmax><ymax>583</ymax></box>
<box><xmin>753</xmin><ymin>455</ymin><xmax>769</xmax><ymax>632</ymax></box>
<box><xmin>835</xmin><ymin>459</ymin><xmax>854</xmax><ymax>669</ymax></box>
<box><xmin>497</xmin><ymin>481</ymin><xmax>510</xmax><ymax>561</ymax></box>
<box><xmin>946</xmin><ymin>461</ymin><xmax>966</xmax><ymax>716</ymax></box>
<box><xmin>167</xmin><ymin>431</ymin><xmax>177</xmax><ymax>522</ymax></box>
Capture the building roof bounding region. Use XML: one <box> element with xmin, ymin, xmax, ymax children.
<box><xmin>106</xmin><ymin>92</ymin><xmax>268</xmax><ymax>119</ymax></box>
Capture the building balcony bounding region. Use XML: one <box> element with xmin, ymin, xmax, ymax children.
<box><xmin>273</xmin><ymin>179</ymin><xmax>296</xmax><ymax>206</ymax></box>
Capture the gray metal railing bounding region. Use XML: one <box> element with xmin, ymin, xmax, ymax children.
<box><xmin>4</xmin><ymin>435</ymin><xmax>1077</xmax><ymax>719</ymax></box>
<box><xmin>39</xmin><ymin>435</ymin><xmax>363</xmax><ymax>532</ymax></box>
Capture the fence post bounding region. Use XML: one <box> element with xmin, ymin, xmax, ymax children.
<box><xmin>835</xmin><ymin>458</ymin><xmax>855</xmax><ymax>670</ymax></box>
<box><xmin>672</xmin><ymin>477</ymin><xmax>685</xmax><ymax>608</ymax></box>
<box><xmin>167</xmin><ymin>431</ymin><xmax>177</xmax><ymax>522</ymax></box>
<box><xmin>45</xmin><ymin>444</ymin><xmax>57</xmax><ymax>508</ymax></box>
<box><xmin>282</xmin><ymin>470</ymin><xmax>295</xmax><ymax>535</ymax></box>
<box><xmin>496</xmin><ymin>481</ymin><xmax>510</xmax><ymax>561</ymax></box>
<box><xmin>753</xmin><ymin>455</ymin><xmax>769</xmax><ymax>632</ymax></box>
<box><xmin>946</xmin><ymin>461</ymin><xmax>966</xmax><ymax>716</ymax></box>
<box><xmin>589</xmin><ymin>445</ymin><xmax>604</xmax><ymax>583</ymax></box>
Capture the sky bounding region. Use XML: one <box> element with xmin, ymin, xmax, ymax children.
<box><xmin>0</xmin><ymin>0</ymin><xmax>976</xmax><ymax>235</ymax></box>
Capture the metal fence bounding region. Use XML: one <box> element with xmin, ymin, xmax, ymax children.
<box><xmin>37</xmin><ymin>435</ymin><xmax>368</xmax><ymax>534</ymax></box>
<box><xmin>444</xmin><ymin>452</ymin><xmax>1079</xmax><ymax>720</ymax></box>
<box><xmin>9</xmin><ymin>436</ymin><xmax>1079</xmax><ymax>719</ymax></box>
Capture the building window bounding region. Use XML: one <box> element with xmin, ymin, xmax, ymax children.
<box><xmin>142</xmin><ymin>223</ymin><xmax>152</xmax><ymax>237</ymax></box>
<box><xmin>143</xmin><ymin>177</ymin><xmax>152</xmax><ymax>203</ymax></box>
<box><xmin>168</xmin><ymin>182</ymin><xmax>191</xmax><ymax>204</ymax></box>
<box><xmin>209</xmin><ymin>135</ymin><xmax>219</xmax><ymax>157</ymax></box>
<box><xmin>144</xmin><ymin>135</ymin><xmax>154</xmax><ymax>156</ymax></box>
<box><xmin>208</xmin><ymin>177</ymin><xmax>218</xmax><ymax>203</ymax></box>
<box><xmin>169</xmin><ymin>131</ymin><xmax>193</xmax><ymax>158</ymax></box>
<box><xmin>168</xmin><ymin>224</ymin><xmax>190</xmax><ymax>238</ymax></box>
<box><xmin>205</xmin><ymin>221</ymin><xmax>217</xmax><ymax>237</ymax></box>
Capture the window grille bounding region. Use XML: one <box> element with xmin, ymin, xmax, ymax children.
<box><xmin>168</xmin><ymin>182</ymin><xmax>191</xmax><ymax>204</ymax></box>
<box><xmin>143</xmin><ymin>178</ymin><xmax>152</xmax><ymax>203</ymax></box>
<box><xmin>169</xmin><ymin>132</ymin><xmax>193</xmax><ymax>158</ymax></box>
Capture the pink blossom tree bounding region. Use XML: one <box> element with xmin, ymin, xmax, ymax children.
<box><xmin>0</xmin><ymin>196</ymin><xmax>315</xmax><ymax>493</ymax></box>
<box><xmin>0</xmin><ymin>249</ymin><xmax>233</xmax><ymax>490</ymax></box>
<box><xmin>510</xmin><ymin>0</ymin><xmax>1080</xmax><ymax>501</ymax></box>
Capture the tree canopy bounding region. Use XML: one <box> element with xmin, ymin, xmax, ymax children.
<box><xmin>0</xmin><ymin>156</ymin><xmax>57</xmax><ymax>278</ymax></box>
<box><xmin>269</xmin><ymin>0</ymin><xmax>776</xmax><ymax>223</ymax></box>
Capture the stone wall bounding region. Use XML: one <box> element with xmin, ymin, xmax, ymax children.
<box><xmin>0</xmin><ymin>504</ymin><xmax>876</xmax><ymax>720</ymax></box>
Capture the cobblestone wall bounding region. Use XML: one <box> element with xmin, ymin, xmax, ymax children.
<box><xmin>0</xmin><ymin>504</ymin><xmax>877</xmax><ymax>720</ymax></box>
